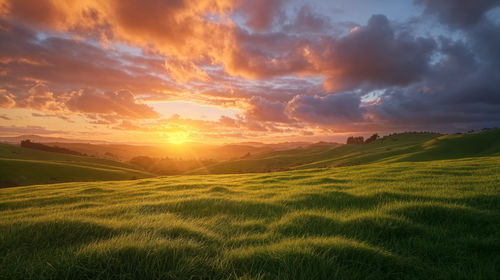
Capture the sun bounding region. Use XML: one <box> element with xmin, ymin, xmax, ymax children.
<box><xmin>168</xmin><ymin>131</ymin><xmax>191</xmax><ymax>145</ymax></box>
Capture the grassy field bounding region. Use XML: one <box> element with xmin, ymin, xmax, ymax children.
<box><xmin>190</xmin><ymin>130</ymin><xmax>500</xmax><ymax>174</ymax></box>
<box><xmin>0</xmin><ymin>143</ymin><xmax>153</xmax><ymax>187</ymax></box>
<box><xmin>1</xmin><ymin>154</ymin><xmax>499</xmax><ymax>279</ymax></box>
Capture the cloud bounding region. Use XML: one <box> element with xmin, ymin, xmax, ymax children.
<box><xmin>223</xmin><ymin>14</ymin><xmax>437</xmax><ymax>91</ymax></box>
<box><xmin>14</xmin><ymin>84</ymin><xmax>61</xmax><ymax>111</ymax></box>
<box><xmin>31</xmin><ymin>112</ymin><xmax>73</xmax><ymax>122</ymax></box>
<box><xmin>0</xmin><ymin>90</ymin><xmax>15</xmax><ymax>108</ymax></box>
<box><xmin>283</xmin><ymin>5</ymin><xmax>331</xmax><ymax>34</ymax></box>
<box><xmin>66</xmin><ymin>89</ymin><xmax>159</xmax><ymax>119</ymax></box>
<box><xmin>245</xmin><ymin>96</ymin><xmax>291</xmax><ymax>123</ymax></box>
<box><xmin>470</xmin><ymin>17</ymin><xmax>500</xmax><ymax>65</ymax></box>
<box><xmin>0</xmin><ymin>20</ymin><xmax>174</xmax><ymax>94</ymax></box>
<box><xmin>0</xmin><ymin>114</ymin><xmax>10</xmax><ymax>120</ymax></box>
<box><xmin>224</xmin><ymin>28</ymin><xmax>310</xmax><ymax>79</ymax></box>
<box><xmin>317</xmin><ymin>15</ymin><xmax>436</xmax><ymax>91</ymax></box>
<box><xmin>366</xmin><ymin>18</ymin><xmax>500</xmax><ymax>131</ymax></box>
<box><xmin>238</xmin><ymin>0</ymin><xmax>285</xmax><ymax>31</ymax></box>
<box><xmin>218</xmin><ymin>115</ymin><xmax>239</xmax><ymax>127</ymax></box>
<box><xmin>287</xmin><ymin>92</ymin><xmax>366</xmax><ymax>125</ymax></box>
<box><xmin>113</xmin><ymin>120</ymin><xmax>149</xmax><ymax>131</ymax></box>
<box><xmin>0</xmin><ymin>125</ymin><xmax>63</xmax><ymax>135</ymax></box>
<box><xmin>415</xmin><ymin>0</ymin><xmax>500</xmax><ymax>28</ymax></box>
<box><xmin>0</xmin><ymin>2</ymin><xmax>437</xmax><ymax>91</ymax></box>
<box><xmin>0</xmin><ymin>0</ymin><xmax>236</xmax><ymax>83</ymax></box>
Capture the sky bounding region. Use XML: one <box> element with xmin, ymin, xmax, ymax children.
<box><xmin>0</xmin><ymin>0</ymin><xmax>499</xmax><ymax>144</ymax></box>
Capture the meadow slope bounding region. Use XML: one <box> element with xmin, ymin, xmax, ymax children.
<box><xmin>1</xmin><ymin>155</ymin><xmax>499</xmax><ymax>279</ymax></box>
<box><xmin>0</xmin><ymin>143</ymin><xmax>153</xmax><ymax>187</ymax></box>
<box><xmin>190</xmin><ymin>130</ymin><xmax>500</xmax><ymax>174</ymax></box>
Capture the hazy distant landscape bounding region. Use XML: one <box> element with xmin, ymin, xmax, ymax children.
<box><xmin>2</xmin><ymin>129</ymin><xmax>499</xmax><ymax>187</ymax></box>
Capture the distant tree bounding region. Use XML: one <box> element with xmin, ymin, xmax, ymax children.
<box><xmin>346</xmin><ymin>136</ymin><xmax>364</xmax><ymax>144</ymax></box>
<box><xmin>365</xmin><ymin>133</ymin><xmax>379</xmax><ymax>144</ymax></box>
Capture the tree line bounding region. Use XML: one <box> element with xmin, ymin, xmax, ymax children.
<box><xmin>346</xmin><ymin>134</ymin><xmax>379</xmax><ymax>144</ymax></box>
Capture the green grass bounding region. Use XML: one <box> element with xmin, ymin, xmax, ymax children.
<box><xmin>0</xmin><ymin>143</ymin><xmax>153</xmax><ymax>187</ymax></box>
<box><xmin>190</xmin><ymin>130</ymin><xmax>500</xmax><ymax>174</ymax></box>
<box><xmin>1</xmin><ymin>155</ymin><xmax>499</xmax><ymax>279</ymax></box>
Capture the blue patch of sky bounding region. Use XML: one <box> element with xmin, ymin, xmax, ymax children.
<box><xmin>308</xmin><ymin>0</ymin><xmax>421</xmax><ymax>25</ymax></box>
<box><xmin>35</xmin><ymin>32</ymin><xmax>48</xmax><ymax>42</ymax></box>
<box><xmin>361</xmin><ymin>89</ymin><xmax>385</xmax><ymax>103</ymax></box>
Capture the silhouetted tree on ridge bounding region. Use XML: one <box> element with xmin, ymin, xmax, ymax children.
<box><xmin>365</xmin><ymin>133</ymin><xmax>380</xmax><ymax>144</ymax></box>
<box><xmin>346</xmin><ymin>136</ymin><xmax>364</xmax><ymax>144</ymax></box>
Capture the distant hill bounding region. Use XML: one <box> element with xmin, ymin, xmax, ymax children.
<box><xmin>188</xmin><ymin>129</ymin><xmax>500</xmax><ymax>174</ymax></box>
<box><xmin>0</xmin><ymin>143</ymin><xmax>153</xmax><ymax>187</ymax></box>
<box><xmin>20</xmin><ymin>140</ymin><xmax>83</xmax><ymax>156</ymax></box>
<box><xmin>0</xmin><ymin>135</ymin><xmax>110</xmax><ymax>145</ymax></box>
<box><xmin>31</xmin><ymin>141</ymin><xmax>337</xmax><ymax>161</ymax></box>
<box><xmin>1</xmin><ymin>135</ymin><xmax>338</xmax><ymax>161</ymax></box>
<box><xmin>3</xmin><ymin>129</ymin><xmax>499</xmax><ymax>185</ymax></box>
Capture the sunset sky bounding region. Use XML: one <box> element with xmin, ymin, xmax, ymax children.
<box><xmin>0</xmin><ymin>0</ymin><xmax>499</xmax><ymax>144</ymax></box>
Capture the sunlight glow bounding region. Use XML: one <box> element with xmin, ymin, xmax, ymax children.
<box><xmin>167</xmin><ymin>131</ymin><xmax>191</xmax><ymax>145</ymax></box>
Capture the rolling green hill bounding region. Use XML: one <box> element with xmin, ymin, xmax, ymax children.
<box><xmin>1</xmin><ymin>155</ymin><xmax>499</xmax><ymax>279</ymax></box>
<box><xmin>0</xmin><ymin>143</ymin><xmax>153</xmax><ymax>187</ymax></box>
<box><xmin>2</xmin><ymin>129</ymin><xmax>499</xmax><ymax>187</ymax></box>
<box><xmin>190</xmin><ymin>129</ymin><xmax>500</xmax><ymax>174</ymax></box>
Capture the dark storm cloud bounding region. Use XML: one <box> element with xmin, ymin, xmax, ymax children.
<box><xmin>245</xmin><ymin>96</ymin><xmax>291</xmax><ymax>123</ymax></box>
<box><xmin>470</xmin><ymin>18</ymin><xmax>500</xmax><ymax>65</ymax></box>
<box><xmin>415</xmin><ymin>0</ymin><xmax>500</xmax><ymax>28</ymax></box>
<box><xmin>319</xmin><ymin>15</ymin><xmax>437</xmax><ymax>91</ymax></box>
<box><xmin>282</xmin><ymin>5</ymin><xmax>332</xmax><ymax>34</ymax></box>
<box><xmin>287</xmin><ymin>92</ymin><xmax>366</xmax><ymax>125</ymax></box>
<box><xmin>228</xmin><ymin>14</ymin><xmax>437</xmax><ymax>92</ymax></box>
<box><xmin>367</xmin><ymin>16</ymin><xmax>500</xmax><ymax>131</ymax></box>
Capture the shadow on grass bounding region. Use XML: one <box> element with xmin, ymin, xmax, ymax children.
<box><xmin>227</xmin><ymin>237</ymin><xmax>420</xmax><ymax>280</ymax></box>
<box><xmin>0</xmin><ymin>220</ymin><xmax>119</xmax><ymax>251</ymax></box>
<box><xmin>0</xmin><ymin>194</ymin><xmax>107</xmax><ymax>211</ymax></box>
<box><xmin>270</xmin><ymin>201</ymin><xmax>500</xmax><ymax>279</ymax></box>
<box><xmin>2</xmin><ymin>240</ymin><xmax>220</xmax><ymax>280</ymax></box>
<box><xmin>272</xmin><ymin>212</ymin><xmax>425</xmax><ymax>242</ymax></box>
<box><xmin>77</xmin><ymin>187</ymin><xmax>115</xmax><ymax>194</ymax></box>
<box><xmin>139</xmin><ymin>198</ymin><xmax>287</xmax><ymax>219</ymax></box>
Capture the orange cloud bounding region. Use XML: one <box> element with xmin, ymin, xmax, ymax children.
<box><xmin>1</xmin><ymin>0</ymin><xmax>238</xmax><ymax>82</ymax></box>
<box><xmin>0</xmin><ymin>89</ymin><xmax>15</xmax><ymax>108</ymax></box>
<box><xmin>66</xmin><ymin>89</ymin><xmax>159</xmax><ymax>119</ymax></box>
